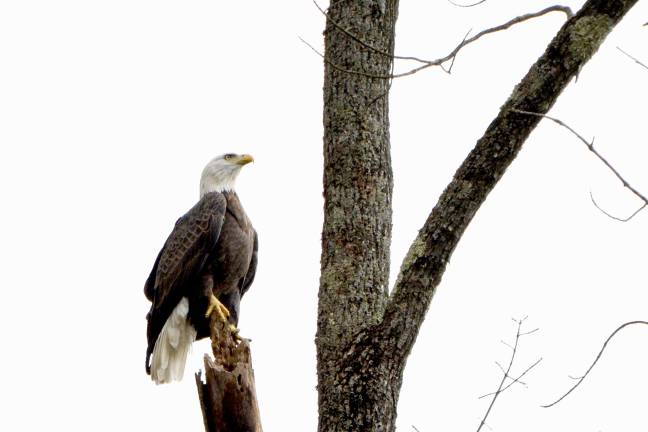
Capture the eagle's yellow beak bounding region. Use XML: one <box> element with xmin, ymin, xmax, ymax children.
<box><xmin>236</xmin><ymin>154</ymin><xmax>254</xmax><ymax>166</ymax></box>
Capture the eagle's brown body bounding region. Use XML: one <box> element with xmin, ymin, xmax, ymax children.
<box><xmin>144</xmin><ymin>191</ymin><xmax>257</xmax><ymax>377</ymax></box>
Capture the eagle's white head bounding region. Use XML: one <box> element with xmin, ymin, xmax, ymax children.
<box><xmin>200</xmin><ymin>153</ymin><xmax>254</xmax><ymax>197</ymax></box>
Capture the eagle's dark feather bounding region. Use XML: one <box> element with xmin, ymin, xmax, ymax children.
<box><xmin>144</xmin><ymin>191</ymin><xmax>256</xmax><ymax>375</ymax></box>
<box><xmin>241</xmin><ymin>231</ymin><xmax>258</xmax><ymax>297</ymax></box>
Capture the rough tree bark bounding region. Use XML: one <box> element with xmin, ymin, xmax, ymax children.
<box><xmin>317</xmin><ymin>0</ymin><xmax>398</xmax><ymax>430</ymax></box>
<box><xmin>317</xmin><ymin>1</ymin><xmax>638</xmax><ymax>431</ymax></box>
<box><xmin>195</xmin><ymin>313</ymin><xmax>262</xmax><ymax>432</ymax></box>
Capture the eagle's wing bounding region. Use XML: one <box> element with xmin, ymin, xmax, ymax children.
<box><xmin>240</xmin><ymin>229</ymin><xmax>258</xmax><ymax>297</ymax></box>
<box><xmin>145</xmin><ymin>192</ymin><xmax>226</xmax><ymax>372</ymax></box>
<box><xmin>151</xmin><ymin>193</ymin><xmax>226</xmax><ymax>306</ymax></box>
<box><xmin>143</xmin><ymin>248</ymin><xmax>163</xmax><ymax>302</ymax></box>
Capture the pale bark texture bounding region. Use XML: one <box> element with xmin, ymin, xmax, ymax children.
<box><xmin>317</xmin><ymin>1</ymin><xmax>638</xmax><ymax>431</ymax></box>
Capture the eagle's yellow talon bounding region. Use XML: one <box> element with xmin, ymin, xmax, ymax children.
<box><xmin>229</xmin><ymin>324</ymin><xmax>242</xmax><ymax>341</ymax></box>
<box><xmin>205</xmin><ymin>295</ymin><xmax>230</xmax><ymax>322</ymax></box>
<box><xmin>219</xmin><ymin>303</ymin><xmax>230</xmax><ymax>319</ymax></box>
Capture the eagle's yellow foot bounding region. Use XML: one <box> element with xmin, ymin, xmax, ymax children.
<box><xmin>205</xmin><ymin>295</ymin><xmax>230</xmax><ymax>322</ymax></box>
<box><xmin>229</xmin><ymin>324</ymin><xmax>242</xmax><ymax>341</ymax></box>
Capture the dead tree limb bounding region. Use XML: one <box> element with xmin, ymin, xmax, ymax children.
<box><xmin>543</xmin><ymin>320</ymin><xmax>648</xmax><ymax>408</ymax></box>
<box><xmin>195</xmin><ymin>313</ymin><xmax>262</xmax><ymax>432</ymax></box>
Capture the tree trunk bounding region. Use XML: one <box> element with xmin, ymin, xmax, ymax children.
<box><xmin>317</xmin><ymin>1</ymin><xmax>638</xmax><ymax>431</ymax></box>
<box><xmin>317</xmin><ymin>0</ymin><xmax>400</xmax><ymax>431</ymax></box>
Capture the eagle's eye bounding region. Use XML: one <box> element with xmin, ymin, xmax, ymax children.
<box><xmin>224</xmin><ymin>153</ymin><xmax>236</xmax><ymax>161</ymax></box>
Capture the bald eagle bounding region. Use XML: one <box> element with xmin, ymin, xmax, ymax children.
<box><xmin>144</xmin><ymin>154</ymin><xmax>257</xmax><ymax>384</ymax></box>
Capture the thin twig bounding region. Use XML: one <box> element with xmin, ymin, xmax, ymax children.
<box><xmin>617</xmin><ymin>46</ymin><xmax>648</xmax><ymax>71</ymax></box>
<box><xmin>542</xmin><ymin>321</ymin><xmax>648</xmax><ymax>408</ymax></box>
<box><xmin>299</xmin><ymin>35</ymin><xmax>409</xmax><ymax>80</ymax></box>
<box><xmin>442</xmin><ymin>6</ymin><xmax>574</xmax><ymax>71</ymax></box>
<box><xmin>442</xmin><ymin>29</ymin><xmax>472</xmax><ymax>74</ymax></box>
<box><xmin>479</xmin><ymin>358</ymin><xmax>542</xmax><ymax>399</ymax></box>
<box><xmin>494</xmin><ymin>360</ymin><xmax>528</xmax><ymax>386</ymax></box>
<box><xmin>313</xmin><ymin>0</ymin><xmax>430</xmax><ymax>63</ymax></box>
<box><xmin>589</xmin><ymin>191</ymin><xmax>647</xmax><ymax>222</ymax></box>
<box><xmin>435</xmin><ymin>5</ymin><xmax>573</xmax><ymax>69</ymax></box>
<box><xmin>512</xmin><ymin>109</ymin><xmax>648</xmax><ymax>221</ymax></box>
<box><xmin>448</xmin><ymin>0</ymin><xmax>488</xmax><ymax>7</ymax></box>
<box><xmin>501</xmin><ymin>339</ymin><xmax>514</xmax><ymax>350</ymax></box>
<box><xmin>302</xmin><ymin>5</ymin><xmax>572</xmax><ymax>79</ymax></box>
<box><xmin>476</xmin><ymin>319</ymin><xmax>539</xmax><ymax>432</ymax></box>
<box><xmin>520</xmin><ymin>327</ymin><xmax>540</xmax><ymax>337</ymax></box>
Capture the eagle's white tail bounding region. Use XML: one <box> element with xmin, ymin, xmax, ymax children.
<box><xmin>150</xmin><ymin>297</ymin><xmax>197</xmax><ymax>384</ymax></box>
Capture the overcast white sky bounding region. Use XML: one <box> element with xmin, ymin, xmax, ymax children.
<box><xmin>1</xmin><ymin>1</ymin><xmax>647</xmax><ymax>431</ymax></box>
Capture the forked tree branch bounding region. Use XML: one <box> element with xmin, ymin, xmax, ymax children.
<box><xmin>476</xmin><ymin>319</ymin><xmax>542</xmax><ymax>432</ymax></box>
<box><xmin>374</xmin><ymin>0</ymin><xmax>640</xmax><ymax>369</ymax></box>
<box><xmin>542</xmin><ymin>320</ymin><xmax>648</xmax><ymax>408</ymax></box>
<box><xmin>304</xmin><ymin>4</ymin><xmax>572</xmax><ymax>79</ymax></box>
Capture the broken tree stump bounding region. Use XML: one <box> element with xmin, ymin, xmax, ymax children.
<box><xmin>195</xmin><ymin>312</ymin><xmax>262</xmax><ymax>432</ymax></box>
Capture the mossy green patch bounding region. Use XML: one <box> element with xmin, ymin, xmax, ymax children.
<box><xmin>568</xmin><ymin>14</ymin><xmax>613</xmax><ymax>64</ymax></box>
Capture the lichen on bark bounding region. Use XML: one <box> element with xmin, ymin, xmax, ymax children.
<box><xmin>316</xmin><ymin>1</ymin><xmax>639</xmax><ymax>431</ymax></box>
<box><xmin>567</xmin><ymin>14</ymin><xmax>613</xmax><ymax>63</ymax></box>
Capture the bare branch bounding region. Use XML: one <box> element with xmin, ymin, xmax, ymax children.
<box><xmin>399</xmin><ymin>5</ymin><xmax>573</xmax><ymax>77</ymax></box>
<box><xmin>313</xmin><ymin>0</ymin><xmax>430</xmax><ymax>63</ymax></box>
<box><xmin>441</xmin><ymin>29</ymin><xmax>472</xmax><ymax>74</ymax></box>
<box><xmin>494</xmin><ymin>359</ymin><xmax>529</xmax><ymax>386</ymax></box>
<box><xmin>299</xmin><ymin>36</ymin><xmax>327</xmax><ymax>62</ymax></box>
<box><xmin>304</xmin><ymin>5</ymin><xmax>572</xmax><ymax>79</ymax></box>
<box><xmin>476</xmin><ymin>320</ymin><xmax>540</xmax><ymax>431</ymax></box>
<box><xmin>617</xmin><ymin>46</ymin><xmax>648</xmax><ymax>70</ymax></box>
<box><xmin>589</xmin><ymin>191</ymin><xmax>647</xmax><ymax>222</ymax></box>
<box><xmin>479</xmin><ymin>357</ymin><xmax>542</xmax><ymax>399</ymax></box>
<box><xmin>376</xmin><ymin>0</ymin><xmax>639</xmax><ymax>392</ymax></box>
<box><xmin>500</xmin><ymin>339</ymin><xmax>514</xmax><ymax>350</ymax></box>
<box><xmin>511</xmin><ymin>109</ymin><xmax>648</xmax><ymax>221</ymax></box>
<box><xmin>542</xmin><ymin>320</ymin><xmax>648</xmax><ymax>408</ymax></box>
<box><xmin>520</xmin><ymin>327</ymin><xmax>540</xmax><ymax>337</ymax></box>
<box><xmin>447</xmin><ymin>0</ymin><xmax>488</xmax><ymax>7</ymax></box>
<box><xmin>299</xmin><ymin>36</ymin><xmax>416</xmax><ymax>80</ymax></box>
